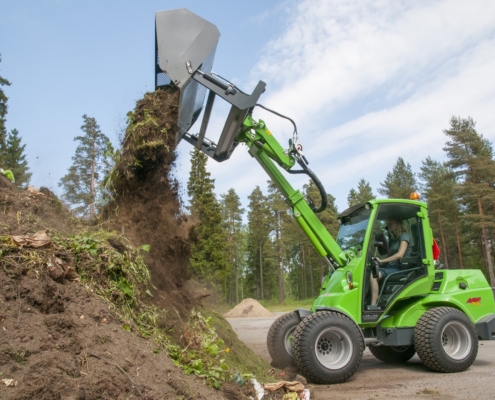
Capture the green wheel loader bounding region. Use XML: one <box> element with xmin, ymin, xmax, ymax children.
<box><xmin>155</xmin><ymin>8</ymin><xmax>495</xmax><ymax>384</ymax></box>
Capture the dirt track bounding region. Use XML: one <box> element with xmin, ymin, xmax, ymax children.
<box><xmin>227</xmin><ymin>315</ymin><xmax>495</xmax><ymax>400</ymax></box>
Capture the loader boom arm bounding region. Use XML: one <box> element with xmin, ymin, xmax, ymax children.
<box><xmin>237</xmin><ymin>115</ymin><xmax>346</xmax><ymax>268</ymax></box>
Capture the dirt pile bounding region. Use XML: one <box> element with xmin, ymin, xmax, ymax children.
<box><xmin>0</xmin><ymin>185</ymin><xmax>264</xmax><ymax>399</ymax></box>
<box><xmin>0</xmin><ymin>264</ymin><xmax>220</xmax><ymax>400</ymax></box>
<box><xmin>0</xmin><ymin>180</ymin><xmax>76</xmax><ymax>236</ymax></box>
<box><xmin>224</xmin><ymin>299</ymin><xmax>275</xmax><ymax>318</ymax></box>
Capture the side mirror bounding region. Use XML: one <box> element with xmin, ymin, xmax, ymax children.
<box><xmin>374</xmin><ymin>233</ymin><xmax>389</xmax><ymax>256</ymax></box>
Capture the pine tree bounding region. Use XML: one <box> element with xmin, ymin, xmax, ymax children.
<box><xmin>443</xmin><ymin>116</ymin><xmax>495</xmax><ymax>284</ymax></box>
<box><xmin>0</xmin><ymin>55</ymin><xmax>12</xmax><ymax>161</ymax></box>
<box><xmin>3</xmin><ymin>129</ymin><xmax>32</xmax><ymax>188</ymax></box>
<box><xmin>267</xmin><ymin>180</ymin><xmax>293</xmax><ymax>303</ymax></box>
<box><xmin>246</xmin><ymin>186</ymin><xmax>273</xmax><ymax>300</ymax></box>
<box><xmin>187</xmin><ymin>149</ymin><xmax>228</xmax><ymax>283</ymax></box>
<box><xmin>220</xmin><ymin>188</ymin><xmax>244</xmax><ymax>304</ymax></box>
<box><xmin>419</xmin><ymin>157</ymin><xmax>464</xmax><ymax>269</ymax></box>
<box><xmin>348</xmin><ymin>178</ymin><xmax>375</xmax><ymax>207</ymax></box>
<box><xmin>59</xmin><ymin>115</ymin><xmax>111</xmax><ymax>219</ymax></box>
<box><xmin>378</xmin><ymin>157</ymin><xmax>417</xmax><ymax>199</ymax></box>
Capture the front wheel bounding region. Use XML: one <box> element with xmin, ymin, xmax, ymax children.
<box><xmin>267</xmin><ymin>312</ymin><xmax>300</xmax><ymax>368</ymax></box>
<box><xmin>414</xmin><ymin>307</ymin><xmax>478</xmax><ymax>372</ymax></box>
<box><xmin>292</xmin><ymin>311</ymin><xmax>364</xmax><ymax>384</ymax></box>
<box><xmin>369</xmin><ymin>345</ymin><xmax>416</xmax><ymax>363</ymax></box>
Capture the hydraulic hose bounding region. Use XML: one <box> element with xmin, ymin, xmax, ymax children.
<box><xmin>253</xmin><ymin>102</ymin><xmax>327</xmax><ymax>213</ymax></box>
<box><xmin>288</xmin><ymin>159</ymin><xmax>328</xmax><ymax>213</ymax></box>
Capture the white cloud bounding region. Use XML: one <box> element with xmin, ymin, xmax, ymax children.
<box><xmin>176</xmin><ymin>0</ymin><xmax>495</xmax><ymax>214</ymax></box>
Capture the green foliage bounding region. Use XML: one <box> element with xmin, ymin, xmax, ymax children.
<box><xmin>59</xmin><ymin>115</ymin><xmax>112</xmax><ymax>219</ymax></box>
<box><xmin>378</xmin><ymin>157</ymin><xmax>417</xmax><ymax>199</ymax></box>
<box><xmin>419</xmin><ymin>157</ymin><xmax>463</xmax><ymax>269</ymax></box>
<box><xmin>2</xmin><ymin>129</ymin><xmax>32</xmax><ymax>188</ymax></box>
<box><xmin>348</xmin><ymin>178</ymin><xmax>375</xmax><ymax>207</ymax></box>
<box><xmin>220</xmin><ymin>188</ymin><xmax>244</xmax><ymax>304</ymax></box>
<box><xmin>187</xmin><ymin>149</ymin><xmax>228</xmax><ymax>282</ymax></box>
<box><xmin>442</xmin><ymin>116</ymin><xmax>495</xmax><ymax>283</ymax></box>
<box><xmin>267</xmin><ymin>180</ymin><xmax>293</xmax><ymax>303</ymax></box>
<box><xmin>245</xmin><ymin>186</ymin><xmax>275</xmax><ymax>300</ymax></box>
<box><xmin>167</xmin><ymin>310</ymin><xmax>230</xmax><ymax>389</ymax></box>
<box><xmin>0</xmin><ymin>55</ymin><xmax>11</xmax><ymax>158</ymax></box>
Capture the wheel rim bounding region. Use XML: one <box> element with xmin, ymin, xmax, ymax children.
<box><xmin>284</xmin><ymin>327</ymin><xmax>296</xmax><ymax>356</ymax></box>
<box><xmin>441</xmin><ymin>321</ymin><xmax>472</xmax><ymax>360</ymax></box>
<box><xmin>315</xmin><ymin>327</ymin><xmax>353</xmax><ymax>370</ymax></box>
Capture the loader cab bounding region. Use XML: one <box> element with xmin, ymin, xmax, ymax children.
<box><xmin>363</xmin><ymin>202</ymin><xmax>428</xmax><ymax>311</ymax></box>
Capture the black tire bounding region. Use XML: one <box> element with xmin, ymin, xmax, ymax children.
<box><xmin>369</xmin><ymin>345</ymin><xmax>416</xmax><ymax>363</ymax></box>
<box><xmin>292</xmin><ymin>311</ymin><xmax>364</xmax><ymax>384</ymax></box>
<box><xmin>267</xmin><ymin>312</ymin><xmax>300</xmax><ymax>368</ymax></box>
<box><xmin>414</xmin><ymin>307</ymin><xmax>478</xmax><ymax>372</ymax></box>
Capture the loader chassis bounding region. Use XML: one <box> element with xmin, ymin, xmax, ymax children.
<box><xmin>154</xmin><ymin>8</ymin><xmax>495</xmax><ymax>384</ymax></box>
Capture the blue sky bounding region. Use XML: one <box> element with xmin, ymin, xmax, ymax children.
<box><xmin>2</xmin><ymin>0</ymin><xmax>495</xmax><ymax>213</ymax></box>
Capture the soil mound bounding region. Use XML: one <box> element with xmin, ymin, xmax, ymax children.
<box><xmin>0</xmin><ymin>245</ymin><xmax>227</xmax><ymax>399</ymax></box>
<box><xmin>224</xmin><ymin>298</ymin><xmax>275</xmax><ymax>318</ymax></box>
<box><xmin>0</xmin><ymin>185</ymin><xmax>260</xmax><ymax>399</ymax></box>
<box><xmin>0</xmin><ymin>184</ymin><xmax>75</xmax><ymax>236</ymax></box>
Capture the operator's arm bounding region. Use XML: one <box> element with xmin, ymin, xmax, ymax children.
<box><xmin>377</xmin><ymin>240</ymin><xmax>408</xmax><ymax>263</ymax></box>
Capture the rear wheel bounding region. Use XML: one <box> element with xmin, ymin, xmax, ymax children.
<box><xmin>414</xmin><ymin>307</ymin><xmax>478</xmax><ymax>372</ymax></box>
<box><xmin>267</xmin><ymin>312</ymin><xmax>300</xmax><ymax>368</ymax></box>
<box><xmin>369</xmin><ymin>345</ymin><xmax>416</xmax><ymax>363</ymax></box>
<box><xmin>293</xmin><ymin>311</ymin><xmax>364</xmax><ymax>384</ymax></box>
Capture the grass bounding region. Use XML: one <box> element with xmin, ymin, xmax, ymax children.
<box><xmin>259</xmin><ymin>298</ymin><xmax>314</xmax><ymax>313</ymax></box>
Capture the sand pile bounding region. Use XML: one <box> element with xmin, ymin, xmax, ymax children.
<box><xmin>224</xmin><ymin>298</ymin><xmax>275</xmax><ymax>318</ymax></box>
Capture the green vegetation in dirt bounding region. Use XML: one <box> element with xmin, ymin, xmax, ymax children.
<box><xmin>104</xmin><ymin>88</ymin><xmax>179</xmax><ymax>199</ymax></box>
<box><xmin>204</xmin><ymin>309</ymin><xmax>275</xmax><ymax>383</ymax></box>
<box><xmin>168</xmin><ymin>310</ymin><xmax>231</xmax><ymax>389</ymax></box>
<box><xmin>1</xmin><ymin>228</ymin><xmax>272</xmax><ymax>390</ymax></box>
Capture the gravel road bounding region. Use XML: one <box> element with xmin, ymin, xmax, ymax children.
<box><xmin>227</xmin><ymin>314</ymin><xmax>495</xmax><ymax>399</ymax></box>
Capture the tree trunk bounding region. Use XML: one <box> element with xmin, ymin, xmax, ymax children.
<box><xmin>455</xmin><ymin>223</ymin><xmax>464</xmax><ymax>269</ymax></box>
<box><xmin>276</xmin><ymin>216</ymin><xmax>284</xmax><ymax>304</ymax></box>
<box><xmin>235</xmin><ymin>262</ymin><xmax>239</xmax><ymax>304</ymax></box>
<box><xmin>259</xmin><ymin>242</ymin><xmax>264</xmax><ymax>301</ymax></box>
<box><xmin>477</xmin><ymin>196</ymin><xmax>495</xmax><ymax>286</ymax></box>
<box><xmin>90</xmin><ymin>157</ymin><xmax>95</xmax><ymax>220</ymax></box>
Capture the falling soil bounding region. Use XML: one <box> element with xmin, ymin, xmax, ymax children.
<box><xmin>224</xmin><ymin>299</ymin><xmax>275</xmax><ymax>318</ymax></box>
<box><xmin>103</xmin><ymin>88</ymin><xmax>199</xmax><ymax>324</ymax></box>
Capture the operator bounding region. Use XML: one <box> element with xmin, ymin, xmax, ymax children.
<box><xmin>370</xmin><ymin>215</ymin><xmax>412</xmax><ymax>305</ymax></box>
